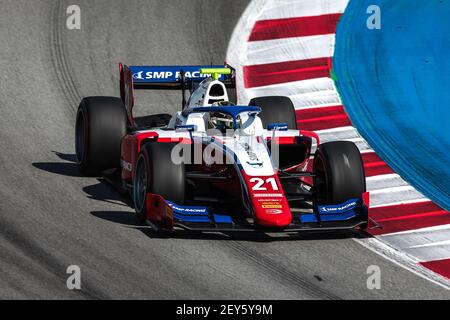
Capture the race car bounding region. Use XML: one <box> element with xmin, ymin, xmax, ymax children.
<box><xmin>75</xmin><ymin>64</ymin><xmax>369</xmax><ymax>233</ymax></box>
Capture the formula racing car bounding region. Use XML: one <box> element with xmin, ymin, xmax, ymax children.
<box><xmin>75</xmin><ymin>64</ymin><xmax>369</xmax><ymax>233</ymax></box>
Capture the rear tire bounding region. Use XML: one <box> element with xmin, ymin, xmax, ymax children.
<box><xmin>248</xmin><ymin>96</ymin><xmax>296</xmax><ymax>129</ymax></box>
<box><xmin>134</xmin><ymin>143</ymin><xmax>185</xmax><ymax>223</ymax></box>
<box><xmin>75</xmin><ymin>96</ymin><xmax>127</xmax><ymax>176</ymax></box>
<box><xmin>313</xmin><ymin>141</ymin><xmax>366</xmax><ymax>205</ymax></box>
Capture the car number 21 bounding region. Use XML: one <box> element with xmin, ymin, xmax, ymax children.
<box><xmin>249</xmin><ymin>177</ymin><xmax>279</xmax><ymax>191</ymax></box>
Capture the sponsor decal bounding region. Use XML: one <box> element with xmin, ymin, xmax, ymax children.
<box><xmin>261</xmin><ymin>201</ymin><xmax>283</xmax><ymax>209</ymax></box>
<box><xmin>121</xmin><ymin>159</ymin><xmax>132</xmax><ymax>172</ymax></box>
<box><xmin>243</xmin><ymin>143</ymin><xmax>261</xmax><ymax>163</ymax></box>
<box><xmin>262</xmin><ymin>204</ymin><xmax>282</xmax><ymax>209</ymax></box>
<box><xmin>253</xmin><ymin>193</ymin><xmax>283</xmax><ymax>197</ymax></box>
<box><xmin>247</xmin><ymin>161</ymin><xmax>263</xmax><ymax>168</ymax></box>
<box><xmin>130</xmin><ymin>66</ymin><xmax>226</xmax><ymax>83</ymax></box>
<box><xmin>317</xmin><ymin>199</ymin><xmax>359</xmax><ymax>214</ymax></box>
<box><xmin>267</xmin><ymin>123</ymin><xmax>288</xmax><ymax>131</ymax></box>
<box><xmin>265</xmin><ymin>209</ymin><xmax>283</xmax><ymax>214</ymax></box>
<box><xmin>168</xmin><ymin>203</ymin><xmax>208</xmax><ymax>215</ymax></box>
<box><xmin>257</xmin><ymin>198</ymin><xmax>283</xmax><ymax>202</ymax></box>
<box><xmin>250</xmin><ymin>177</ymin><xmax>279</xmax><ymax>191</ymax></box>
<box><xmin>134</xmin><ymin>70</ymin><xmax>207</xmax><ymax>81</ymax></box>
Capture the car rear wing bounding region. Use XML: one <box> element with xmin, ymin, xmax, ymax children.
<box><xmin>129</xmin><ymin>65</ymin><xmax>235</xmax><ymax>90</ymax></box>
<box><xmin>119</xmin><ymin>63</ymin><xmax>236</xmax><ymax>126</ymax></box>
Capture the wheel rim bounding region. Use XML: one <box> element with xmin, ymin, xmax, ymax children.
<box><xmin>134</xmin><ymin>157</ymin><xmax>147</xmax><ymax>212</ymax></box>
<box><xmin>75</xmin><ymin>110</ymin><xmax>85</xmax><ymax>163</ymax></box>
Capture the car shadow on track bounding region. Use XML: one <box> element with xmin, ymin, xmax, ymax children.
<box><xmin>83</xmin><ymin>181</ymin><xmax>131</xmax><ymax>207</ymax></box>
<box><xmin>32</xmin><ymin>151</ymin><xmax>83</xmax><ymax>177</ymax></box>
<box><xmin>90</xmin><ymin>209</ymin><xmax>370</xmax><ymax>242</ymax></box>
<box><xmin>33</xmin><ymin>152</ymin><xmax>131</xmax><ymax>207</ymax></box>
<box><xmin>32</xmin><ymin>161</ymin><xmax>82</xmax><ymax>177</ymax></box>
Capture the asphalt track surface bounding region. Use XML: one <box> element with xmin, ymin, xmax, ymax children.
<box><xmin>0</xmin><ymin>0</ymin><xmax>448</xmax><ymax>299</ymax></box>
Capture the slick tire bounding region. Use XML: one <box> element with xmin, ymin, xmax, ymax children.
<box><xmin>75</xmin><ymin>96</ymin><xmax>127</xmax><ymax>176</ymax></box>
<box><xmin>313</xmin><ymin>141</ymin><xmax>366</xmax><ymax>205</ymax></box>
<box><xmin>134</xmin><ymin>142</ymin><xmax>185</xmax><ymax>224</ymax></box>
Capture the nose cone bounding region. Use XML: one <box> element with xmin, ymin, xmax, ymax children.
<box><xmin>241</xmin><ymin>173</ymin><xmax>293</xmax><ymax>229</ymax></box>
<box><xmin>255</xmin><ymin>211</ymin><xmax>292</xmax><ymax>228</ymax></box>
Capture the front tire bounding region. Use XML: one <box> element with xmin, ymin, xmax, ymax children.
<box><xmin>75</xmin><ymin>96</ymin><xmax>127</xmax><ymax>175</ymax></box>
<box><xmin>134</xmin><ymin>143</ymin><xmax>185</xmax><ymax>223</ymax></box>
<box><xmin>313</xmin><ymin>141</ymin><xmax>366</xmax><ymax>205</ymax></box>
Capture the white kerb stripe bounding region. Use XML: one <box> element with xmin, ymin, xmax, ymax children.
<box><xmin>246</xmin><ymin>77</ymin><xmax>337</xmax><ymax>100</ymax></box>
<box><xmin>370</xmin><ymin>186</ymin><xmax>427</xmax><ymax>207</ymax></box>
<box><xmin>370</xmin><ymin>198</ymin><xmax>433</xmax><ymax>208</ymax></box>
<box><xmin>257</xmin><ymin>0</ymin><xmax>349</xmax><ymax>20</ymax></box>
<box><xmin>246</xmin><ymin>34</ymin><xmax>336</xmax><ymax>65</ymax></box>
<box><xmin>366</xmin><ymin>174</ymin><xmax>409</xmax><ymax>192</ymax></box>
<box><xmin>379</xmin><ymin>224</ymin><xmax>450</xmax><ymax>262</ymax></box>
<box><xmin>290</xmin><ymin>90</ymin><xmax>342</xmax><ymax>109</ymax></box>
<box><xmin>315</xmin><ymin>126</ymin><xmax>361</xmax><ymax>142</ymax></box>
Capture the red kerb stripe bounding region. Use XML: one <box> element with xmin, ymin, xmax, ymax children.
<box><xmin>419</xmin><ymin>259</ymin><xmax>450</xmax><ymax>279</ymax></box>
<box><xmin>361</xmin><ymin>152</ymin><xmax>394</xmax><ymax>177</ymax></box>
<box><xmin>244</xmin><ymin>58</ymin><xmax>331</xmax><ymax>88</ymax></box>
<box><xmin>295</xmin><ymin>105</ymin><xmax>350</xmax><ymax>131</ymax></box>
<box><xmin>368</xmin><ymin>201</ymin><xmax>450</xmax><ymax>235</ymax></box>
<box><xmin>249</xmin><ymin>14</ymin><xmax>342</xmax><ymax>42</ymax></box>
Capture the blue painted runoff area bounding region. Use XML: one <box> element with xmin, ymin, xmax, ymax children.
<box><xmin>333</xmin><ymin>0</ymin><xmax>450</xmax><ymax>209</ymax></box>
